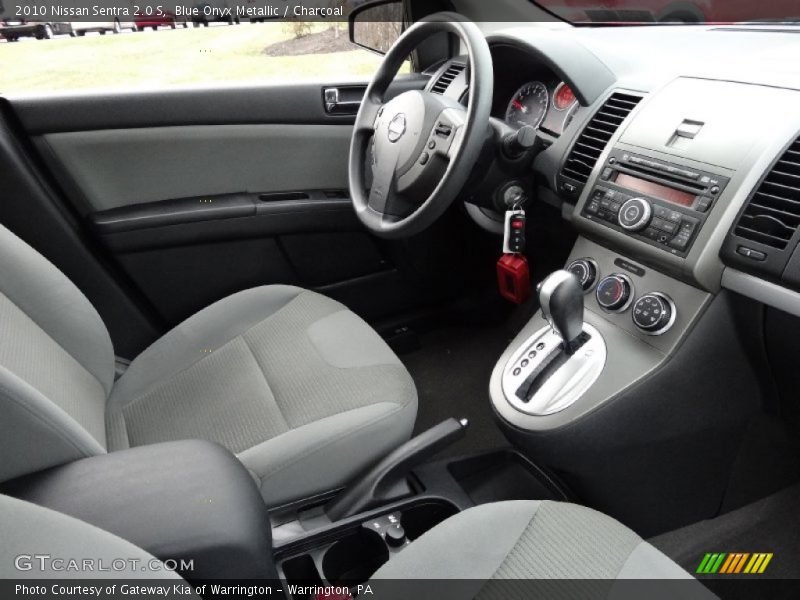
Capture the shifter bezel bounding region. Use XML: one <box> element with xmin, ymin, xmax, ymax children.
<box><xmin>501</xmin><ymin>323</ymin><xmax>607</xmax><ymax>416</ymax></box>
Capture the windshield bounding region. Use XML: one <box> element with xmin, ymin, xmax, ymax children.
<box><xmin>531</xmin><ymin>1</ymin><xmax>800</xmax><ymax>25</ymax></box>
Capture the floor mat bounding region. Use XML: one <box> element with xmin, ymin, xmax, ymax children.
<box><xmin>650</xmin><ymin>483</ymin><xmax>800</xmax><ymax>594</ymax></box>
<box><xmin>402</xmin><ymin>326</ymin><xmax>515</xmax><ymax>458</ymax></box>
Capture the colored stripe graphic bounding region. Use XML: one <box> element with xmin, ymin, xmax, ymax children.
<box><xmin>731</xmin><ymin>554</ymin><xmax>749</xmax><ymax>574</ymax></box>
<box><xmin>744</xmin><ymin>553</ymin><xmax>774</xmax><ymax>574</ymax></box>
<box><xmin>697</xmin><ymin>552</ymin><xmax>773</xmax><ymax>575</ymax></box>
<box><xmin>697</xmin><ymin>553</ymin><xmax>727</xmax><ymax>574</ymax></box>
<box><xmin>719</xmin><ymin>554</ymin><xmax>736</xmax><ymax>574</ymax></box>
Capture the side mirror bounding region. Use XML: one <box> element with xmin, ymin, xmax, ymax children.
<box><xmin>348</xmin><ymin>0</ymin><xmax>404</xmax><ymax>55</ymax></box>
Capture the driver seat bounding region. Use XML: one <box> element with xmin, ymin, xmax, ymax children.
<box><xmin>0</xmin><ymin>223</ymin><xmax>417</xmax><ymax>506</ymax></box>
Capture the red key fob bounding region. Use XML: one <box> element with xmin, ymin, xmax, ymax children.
<box><xmin>497</xmin><ymin>253</ymin><xmax>531</xmax><ymax>304</ymax></box>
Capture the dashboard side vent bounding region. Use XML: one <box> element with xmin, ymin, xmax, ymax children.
<box><xmin>734</xmin><ymin>136</ymin><xmax>800</xmax><ymax>249</ymax></box>
<box><xmin>431</xmin><ymin>63</ymin><xmax>465</xmax><ymax>95</ymax></box>
<box><xmin>561</xmin><ymin>92</ymin><xmax>642</xmax><ymax>185</ymax></box>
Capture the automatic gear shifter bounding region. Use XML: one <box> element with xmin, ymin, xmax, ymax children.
<box><xmin>500</xmin><ymin>268</ymin><xmax>606</xmax><ymax>416</ymax></box>
<box><xmin>538</xmin><ymin>270</ymin><xmax>585</xmax><ymax>354</ymax></box>
<box><xmin>501</xmin><ymin>271</ymin><xmax>607</xmax><ymax>416</ymax></box>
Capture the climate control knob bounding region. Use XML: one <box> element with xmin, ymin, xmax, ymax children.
<box><xmin>633</xmin><ymin>292</ymin><xmax>676</xmax><ymax>335</ymax></box>
<box><xmin>618</xmin><ymin>197</ymin><xmax>652</xmax><ymax>231</ymax></box>
<box><xmin>595</xmin><ymin>274</ymin><xmax>633</xmax><ymax>312</ymax></box>
<box><xmin>566</xmin><ymin>258</ymin><xmax>599</xmax><ymax>292</ymax></box>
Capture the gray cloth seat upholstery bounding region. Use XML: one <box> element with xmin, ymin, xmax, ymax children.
<box><xmin>0</xmin><ymin>494</ymin><xmax>184</xmax><ymax>580</ymax></box>
<box><xmin>372</xmin><ymin>501</ymin><xmax>710</xmax><ymax>598</ymax></box>
<box><xmin>0</xmin><ymin>494</ymin><xmax>708</xmax><ymax>594</ymax></box>
<box><xmin>0</xmin><ymin>223</ymin><xmax>417</xmax><ymax>506</ymax></box>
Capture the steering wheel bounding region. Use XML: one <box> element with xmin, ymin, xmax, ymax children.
<box><xmin>349</xmin><ymin>13</ymin><xmax>493</xmax><ymax>239</ymax></box>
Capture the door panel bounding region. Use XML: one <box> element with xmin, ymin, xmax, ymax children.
<box><xmin>4</xmin><ymin>78</ymin><xmax>450</xmax><ymax>347</ymax></box>
<box><xmin>38</xmin><ymin>125</ymin><xmax>351</xmax><ymax>212</ymax></box>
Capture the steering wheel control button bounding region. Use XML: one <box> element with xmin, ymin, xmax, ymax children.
<box><xmin>633</xmin><ymin>292</ymin><xmax>676</xmax><ymax>335</ymax></box>
<box><xmin>618</xmin><ymin>197</ymin><xmax>652</xmax><ymax>231</ymax></box>
<box><xmin>419</xmin><ymin>152</ymin><xmax>430</xmax><ymax>165</ymax></box>
<box><xmin>595</xmin><ymin>274</ymin><xmax>634</xmax><ymax>312</ymax></box>
<box><xmin>566</xmin><ymin>258</ymin><xmax>599</xmax><ymax>292</ymax></box>
<box><xmin>435</xmin><ymin>123</ymin><xmax>452</xmax><ymax>137</ymax></box>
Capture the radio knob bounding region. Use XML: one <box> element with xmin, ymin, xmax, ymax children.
<box><xmin>633</xmin><ymin>292</ymin><xmax>676</xmax><ymax>335</ymax></box>
<box><xmin>595</xmin><ymin>274</ymin><xmax>633</xmax><ymax>312</ymax></box>
<box><xmin>618</xmin><ymin>197</ymin><xmax>652</xmax><ymax>232</ymax></box>
<box><xmin>566</xmin><ymin>258</ymin><xmax>599</xmax><ymax>292</ymax></box>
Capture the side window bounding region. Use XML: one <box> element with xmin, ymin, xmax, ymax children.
<box><xmin>0</xmin><ymin>1</ymin><xmax>406</xmax><ymax>94</ymax></box>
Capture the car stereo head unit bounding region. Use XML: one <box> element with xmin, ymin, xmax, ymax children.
<box><xmin>581</xmin><ymin>148</ymin><xmax>730</xmax><ymax>257</ymax></box>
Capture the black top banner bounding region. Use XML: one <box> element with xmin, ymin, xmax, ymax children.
<box><xmin>2</xmin><ymin>0</ymin><xmax>799</xmax><ymax>24</ymax></box>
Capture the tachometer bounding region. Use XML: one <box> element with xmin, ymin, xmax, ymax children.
<box><xmin>553</xmin><ymin>82</ymin><xmax>577</xmax><ymax>110</ymax></box>
<box><xmin>505</xmin><ymin>81</ymin><xmax>549</xmax><ymax>129</ymax></box>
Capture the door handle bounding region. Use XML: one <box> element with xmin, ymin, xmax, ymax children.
<box><xmin>323</xmin><ymin>87</ymin><xmax>363</xmax><ymax>115</ymax></box>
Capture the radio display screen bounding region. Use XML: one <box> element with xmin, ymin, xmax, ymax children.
<box><xmin>615</xmin><ymin>173</ymin><xmax>695</xmax><ymax>207</ymax></box>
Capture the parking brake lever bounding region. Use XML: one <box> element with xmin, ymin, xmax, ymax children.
<box><xmin>326</xmin><ymin>418</ymin><xmax>469</xmax><ymax>521</ymax></box>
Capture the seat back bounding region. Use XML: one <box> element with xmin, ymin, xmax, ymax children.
<box><xmin>0</xmin><ymin>224</ymin><xmax>114</xmax><ymax>482</ymax></box>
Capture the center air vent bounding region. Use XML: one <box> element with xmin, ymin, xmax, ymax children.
<box><xmin>431</xmin><ymin>63</ymin><xmax>465</xmax><ymax>95</ymax></box>
<box><xmin>561</xmin><ymin>92</ymin><xmax>643</xmax><ymax>186</ymax></box>
<box><xmin>734</xmin><ymin>136</ymin><xmax>800</xmax><ymax>250</ymax></box>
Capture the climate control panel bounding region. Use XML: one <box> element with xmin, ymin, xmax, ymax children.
<box><xmin>567</xmin><ymin>260</ymin><xmax>679</xmax><ymax>336</ymax></box>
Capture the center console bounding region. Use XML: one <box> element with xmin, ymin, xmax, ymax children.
<box><xmin>273</xmin><ymin>449</ymin><xmax>567</xmax><ymax>596</ymax></box>
<box><xmin>487</xmin><ymin>76</ymin><xmax>800</xmax><ymax>534</ymax></box>
<box><xmin>491</xmin><ymin>237</ymin><xmax>710</xmax><ymax>432</ymax></box>
<box><xmin>494</xmin><ymin>76</ymin><xmax>800</xmax><ymax>433</ymax></box>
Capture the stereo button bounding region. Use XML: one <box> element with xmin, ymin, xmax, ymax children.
<box><xmin>618</xmin><ymin>198</ymin><xmax>653</xmax><ymax>232</ymax></box>
<box><xmin>680</xmin><ymin>218</ymin><xmax>699</xmax><ymax>235</ymax></box>
<box><xmin>669</xmin><ymin>234</ymin><xmax>691</xmax><ymax>251</ymax></box>
<box><xmin>652</xmin><ymin>218</ymin><xmax>678</xmax><ymax>234</ymax></box>
<box><xmin>696</xmin><ymin>196</ymin><xmax>713</xmax><ymax>213</ymax></box>
<box><xmin>653</xmin><ymin>205</ymin><xmax>670</xmax><ymax>220</ymax></box>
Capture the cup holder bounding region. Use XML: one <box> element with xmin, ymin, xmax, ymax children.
<box><xmin>321</xmin><ymin>529</ymin><xmax>389</xmax><ymax>587</ymax></box>
<box><xmin>400</xmin><ymin>502</ymin><xmax>459</xmax><ymax>541</ymax></box>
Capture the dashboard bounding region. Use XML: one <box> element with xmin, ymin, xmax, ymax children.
<box><xmin>429</xmin><ymin>24</ymin><xmax>800</xmax><ymax>320</ymax></box>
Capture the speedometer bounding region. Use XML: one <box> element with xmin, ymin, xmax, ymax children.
<box><xmin>505</xmin><ymin>81</ymin><xmax>549</xmax><ymax>129</ymax></box>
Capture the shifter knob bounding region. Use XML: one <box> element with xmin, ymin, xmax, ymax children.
<box><xmin>538</xmin><ymin>270</ymin><xmax>585</xmax><ymax>350</ymax></box>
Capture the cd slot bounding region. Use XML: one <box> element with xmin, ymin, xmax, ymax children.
<box><xmin>616</xmin><ymin>163</ymin><xmax>706</xmax><ymax>194</ymax></box>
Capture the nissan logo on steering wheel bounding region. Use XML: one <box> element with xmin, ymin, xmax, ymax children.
<box><xmin>387</xmin><ymin>113</ymin><xmax>407</xmax><ymax>142</ymax></box>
